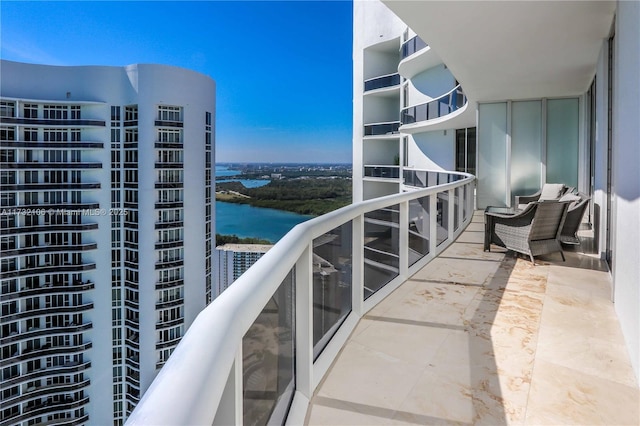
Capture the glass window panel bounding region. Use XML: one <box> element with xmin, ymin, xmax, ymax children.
<box><xmin>467</xmin><ymin>127</ymin><xmax>477</xmax><ymax>176</ymax></box>
<box><xmin>477</xmin><ymin>102</ymin><xmax>508</xmax><ymax>208</ymax></box>
<box><xmin>511</xmin><ymin>100</ymin><xmax>542</xmax><ymax>201</ymax></box>
<box><xmin>546</xmin><ymin>98</ymin><xmax>579</xmax><ymax>188</ymax></box>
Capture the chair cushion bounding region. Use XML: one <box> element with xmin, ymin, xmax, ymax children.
<box><xmin>559</xmin><ymin>193</ymin><xmax>581</xmax><ymax>203</ymax></box>
<box><xmin>539</xmin><ymin>183</ymin><xmax>565</xmax><ymax>201</ymax></box>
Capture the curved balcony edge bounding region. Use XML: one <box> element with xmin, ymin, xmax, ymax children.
<box><xmin>400</xmin><ymin>85</ymin><xmax>472</xmax><ymax>133</ymax></box>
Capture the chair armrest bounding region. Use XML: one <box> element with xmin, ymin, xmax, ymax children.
<box><xmin>515</xmin><ymin>192</ymin><xmax>541</xmax><ymax>206</ymax></box>
<box><xmin>486</xmin><ymin>203</ymin><xmax>536</xmax><ymax>220</ymax></box>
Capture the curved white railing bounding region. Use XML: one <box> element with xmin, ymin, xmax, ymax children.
<box><xmin>127</xmin><ymin>170</ymin><xmax>475</xmax><ymax>426</ymax></box>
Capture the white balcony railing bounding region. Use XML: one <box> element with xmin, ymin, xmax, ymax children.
<box><xmin>127</xmin><ymin>170</ymin><xmax>475</xmax><ymax>426</ymax></box>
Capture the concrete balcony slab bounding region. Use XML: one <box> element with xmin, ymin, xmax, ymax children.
<box><xmin>306</xmin><ymin>211</ymin><xmax>639</xmax><ymax>425</ymax></box>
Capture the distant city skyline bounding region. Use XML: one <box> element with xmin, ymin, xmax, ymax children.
<box><xmin>0</xmin><ymin>0</ymin><xmax>353</xmax><ymax>163</ymax></box>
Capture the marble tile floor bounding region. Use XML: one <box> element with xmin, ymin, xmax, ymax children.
<box><xmin>306</xmin><ymin>211</ymin><xmax>639</xmax><ymax>425</ymax></box>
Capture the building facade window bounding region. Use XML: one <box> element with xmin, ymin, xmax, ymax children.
<box><xmin>24</xmin><ymin>104</ymin><xmax>38</xmax><ymax>118</ymax></box>
<box><xmin>0</xmin><ymin>101</ymin><xmax>15</xmax><ymax>117</ymax></box>
<box><xmin>157</xmin><ymin>105</ymin><xmax>182</xmax><ymax>122</ymax></box>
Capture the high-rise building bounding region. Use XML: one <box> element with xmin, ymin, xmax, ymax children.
<box><xmin>0</xmin><ymin>60</ymin><xmax>215</xmax><ymax>425</ymax></box>
<box><xmin>353</xmin><ymin>1</ymin><xmax>477</xmax><ymax>203</ymax></box>
<box><xmin>214</xmin><ymin>244</ymin><xmax>272</xmax><ymax>297</ymax></box>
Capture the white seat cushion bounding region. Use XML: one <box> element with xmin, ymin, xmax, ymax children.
<box><xmin>539</xmin><ymin>183</ymin><xmax>565</xmax><ymax>201</ymax></box>
<box><xmin>559</xmin><ymin>193</ymin><xmax>581</xmax><ymax>203</ymax></box>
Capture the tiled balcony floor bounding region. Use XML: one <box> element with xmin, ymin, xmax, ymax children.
<box><xmin>306</xmin><ymin>211</ymin><xmax>639</xmax><ymax>425</ymax></box>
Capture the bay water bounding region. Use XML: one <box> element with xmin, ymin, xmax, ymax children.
<box><xmin>215</xmin><ymin>165</ymin><xmax>311</xmax><ymax>243</ymax></box>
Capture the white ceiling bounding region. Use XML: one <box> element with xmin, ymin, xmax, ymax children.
<box><xmin>383</xmin><ymin>1</ymin><xmax>616</xmax><ymax>102</ymax></box>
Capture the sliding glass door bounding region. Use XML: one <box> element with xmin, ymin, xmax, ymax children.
<box><xmin>477</xmin><ymin>103</ymin><xmax>508</xmax><ymax>208</ymax></box>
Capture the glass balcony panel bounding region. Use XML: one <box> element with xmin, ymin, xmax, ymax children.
<box><xmin>463</xmin><ymin>185</ymin><xmax>468</xmax><ymax>222</ymax></box>
<box><xmin>408</xmin><ymin>196</ymin><xmax>430</xmax><ymax>266</ymax></box>
<box><xmin>436</xmin><ymin>193</ymin><xmax>449</xmax><ymax>246</ymax></box>
<box><xmin>404</xmin><ymin>110</ymin><xmax>414</xmax><ymax>124</ymax></box>
<box><xmin>428</xmin><ymin>102</ymin><xmax>439</xmax><ymax>120</ymax></box>
<box><xmin>364</xmin><ymin>205</ymin><xmax>399</xmax><ymax>299</ymax></box>
<box><xmin>416</xmin><ymin>171</ymin><xmax>428</xmax><ymax>188</ymax></box>
<box><xmin>426</xmin><ymin>172</ymin><xmax>437</xmax><ymax>188</ymax></box>
<box><xmin>403</xmin><ymin>170</ymin><xmax>413</xmax><ymax>187</ymax></box>
<box><xmin>454</xmin><ymin>187</ymin><xmax>460</xmax><ymax>231</ymax></box>
<box><xmin>242</xmin><ymin>270</ymin><xmax>295</xmax><ymax>426</ymax></box>
<box><xmin>364</xmin><ymin>73</ymin><xmax>400</xmax><ymax>92</ymax></box>
<box><xmin>363</xmin><ymin>122</ymin><xmax>400</xmax><ymax>136</ymax></box>
<box><xmin>313</xmin><ymin>222</ymin><xmax>352</xmax><ymax>361</ymax></box>
<box><xmin>401</xmin><ymin>35</ymin><xmax>428</xmax><ymax>59</ymax></box>
<box><xmin>364</xmin><ymin>166</ymin><xmax>400</xmax><ymax>179</ymax></box>
<box><xmin>417</xmin><ymin>104</ymin><xmax>428</xmax><ymax>122</ymax></box>
<box><xmin>439</xmin><ymin>100</ymin><xmax>450</xmax><ymax>117</ymax></box>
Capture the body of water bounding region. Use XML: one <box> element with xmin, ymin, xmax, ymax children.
<box><xmin>215</xmin><ymin>165</ymin><xmax>241</xmax><ymax>177</ymax></box>
<box><xmin>216</xmin><ymin>179</ymin><xmax>270</xmax><ymax>188</ymax></box>
<box><xmin>215</xmin><ymin>165</ymin><xmax>309</xmax><ymax>242</ymax></box>
<box><xmin>216</xmin><ymin>201</ymin><xmax>311</xmax><ymax>243</ymax></box>
<box><xmin>216</xmin><ymin>166</ymin><xmax>270</xmax><ymax>188</ymax></box>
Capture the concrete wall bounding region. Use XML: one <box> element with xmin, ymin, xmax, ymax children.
<box><xmin>612</xmin><ymin>0</ymin><xmax>640</xmax><ymax>383</ymax></box>
<box><xmin>408</xmin><ymin>131</ymin><xmax>455</xmax><ymax>170</ymax></box>
<box><xmin>408</xmin><ymin>64</ymin><xmax>456</xmax><ymax>104</ymax></box>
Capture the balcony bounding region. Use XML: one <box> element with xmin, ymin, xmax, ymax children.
<box><xmin>364</xmin><ymin>73</ymin><xmax>401</xmax><ymax>93</ymax></box>
<box><xmin>363</xmin><ymin>121</ymin><xmax>400</xmax><ymax>137</ymax></box>
<box><xmin>305</xmin><ymin>216</ymin><xmax>639</xmax><ymax>424</ymax></box>
<box><xmin>0</xmin><ymin>262</ymin><xmax>96</xmax><ymax>279</ymax></box>
<box><xmin>0</xmin><ymin>116</ymin><xmax>105</xmax><ymax>126</ymax></box>
<box><xmin>1</xmin><ymin>182</ymin><xmax>101</xmax><ymax>191</ymax></box>
<box><xmin>1</xmin><ymin>280</ymin><xmax>94</xmax><ymax>301</ymax></box>
<box><xmin>398</xmin><ymin>35</ymin><xmax>442</xmax><ymax>80</ymax></box>
<box><xmin>400</xmin><ymin>84</ymin><xmax>468</xmax><ymax>134</ymax></box>
<box><xmin>1</xmin><ymin>242</ymin><xmax>98</xmax><ymax>257</ymax></box>
<box><xmin>129</xmin><ymin>170</ymin><xmax>476</xmax><ymax>425</ymax></box>
<box><xmin>0</xmin><ymin>140</ymin><xmax>104</xmax><ymax>149</ymax></box>
<box><xmin>0</xmin><ymin>161</ymin><xmax>102</xmax><ymax>170</ymax></box>
<box><xmin>404</xmin><ymin>169</ymin><xmax>464</xmax><ymax>189</ymax></box>
<box><xmin>364</xmin><ymin>165</ymin><xmax>400</xmax><ymax>180</ymax></box>
<box><xmin>131</xmin><ymin>178</ymin><xmax>639</xmax><ymax>425</ymax></box>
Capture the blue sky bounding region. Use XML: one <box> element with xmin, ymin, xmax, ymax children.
<box><xmin>0</xmin><ymin>1</ymin><xmax>353</xmax><ymax>163</ymax></box>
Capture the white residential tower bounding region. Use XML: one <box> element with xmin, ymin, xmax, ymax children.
<box><xmin>0</xmin><ymin>60</ymin><xmax>215</xmax><ymax>425</ymax></box>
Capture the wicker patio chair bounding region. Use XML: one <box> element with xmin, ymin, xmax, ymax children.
<box><xmin>559</xmin><ymin>193</ymin><xmax>590</xmax><ymax>245</ymax></box>
<box><xmin>486</xmin><ymin>200</ymin><xmax>571</xmax><ymax>264</ymax></box>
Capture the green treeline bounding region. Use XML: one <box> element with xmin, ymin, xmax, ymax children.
<box><xmin>216</xmin><ymin>234</ymin><xmax>272</xmax><ymax>245</ymax></box>
<box><xmin>216</xmin><ymin>178</ymin><xmax>352</xmax><ymax>216</ymax></box>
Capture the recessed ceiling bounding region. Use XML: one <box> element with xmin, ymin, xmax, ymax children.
<box><xmin>383</xmin><ymin>1</ymin><xmax>616</xmax><ymax>102</ymax></box>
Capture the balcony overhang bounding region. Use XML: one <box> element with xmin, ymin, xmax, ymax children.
<box><xmin>383</xmin><ymin>0</ymin><xmax>616</xmax><ymax>102</ymax></box>
<box><xmin>398</xmin><ymin>46</ymin><xmax>442</xmax><ymax>80</ymax></box>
